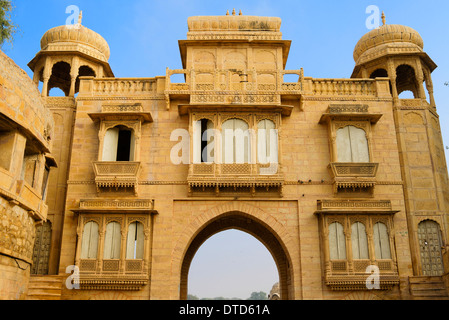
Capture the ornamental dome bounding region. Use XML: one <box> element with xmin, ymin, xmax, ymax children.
<box><xmin>353</xmin><ymin>23</ymin><xmax>424</xmax><ymax>64</ymax></box>
<box><xmin>40</xmin><ymin>23</ymin><xmax>110</xmax><ymax>63</ymax></box>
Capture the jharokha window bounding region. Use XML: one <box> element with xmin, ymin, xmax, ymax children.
<box><xmin>75</xmin><ymin>214</ymin><xmax>150</xmax><ymax>290</ymax></box>
<box><xmin>335</xmin><ymin>125</ymin><xmax>370</xmax><ymax>163</ymax></box>
<box><xmin>192</xmin><ymin>116</ymin><xmax>278</xmax><ymax>165</ymax></box>
<box><xmin>102</xmin><ymin>126</ymin><xmax>135</xmax><ymax>162</ymax></box>
<box><xmin>316</xmin><ymin>207</ymin><xmax>400</xmax><ymax>290</ymax></box>
<box><xmin>319</xmin><ymin>104</ymin><xmax>382</xmax><ymax>195</ymax></box>
<box><xmin>88</xmin><ymin>103</ymin><xmax>153</xmax><ymax>196</ymax></box>
<box><xmin>188</xmin><ymin>111</ymin><xmax>284</xmax><ymax>197</ymax></box>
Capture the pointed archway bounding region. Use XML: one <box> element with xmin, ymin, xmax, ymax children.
<box><xmin>179</xmin><ymin>211</ymin><xmax>293</xmax><ymax>300</ymax></box>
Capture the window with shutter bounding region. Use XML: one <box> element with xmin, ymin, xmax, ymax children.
<box><xmin>222</xmin><ymin>118</ymin><xmax>251</xmax><ymax>164</ymax></box>
<box><xmin>329</xmin><ymin>222</ymin><xmax>346</xmax><ymax>260</ymax></box>
<box><xmin>373</xmin><ymin>222</ymin><xmax>391</xmax><ymax>259</ymax></box>
<box><xmin>81</xmin><ymin>221</ymin><xmax>99</xmax><ymax>259</ymax></box>
<box><xmin>193</xmin><ymin>119</ymin><xmax>214</xmax><ymax>163</ymax></box>
<box><xmin>257</xmin><ymin>119</ymin><xmax>278</xmax><ymax>164</ymax></box>
<box><xmin>102</xmin><ymin>126</ymin><xmax>134</xmax><ymax>161</ymax></box>
<box><xmin>336</xmin><ymin>126</ymin><xmax>369</xmax><ymax>163</ymax></box>
<box><xmin>104</xmin><ymin>222</ymin><xmax>121</xmax><ymax>259</ymax></box>
<box><xmin>351</xmin><ymin>222</ymin><xmax>369</xmax><ymax>259</ymax></box>
<box><xmin>126</xmin><ymin>221</ymin><xmax>144</xmax><ymax>259</ymax></box>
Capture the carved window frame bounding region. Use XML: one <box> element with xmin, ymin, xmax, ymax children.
<box><xmin>76</xmin><ymin>213</ymin><xmax>150</xmax><ymax>277</ymax></box>
<box><xmin>330</xmin><ymin>121</ymin><xmax>373</xmax><ymax>164</ymax></box>
<box><xmin>97</xmin><ymin>120</ymin><xmax>142</xmax><ymax>162</ymax></box>
<box><xmin>319</xmin><ymin>212</ymin><xmax>399</xmax><ymax>289</ymax></box>
<box><xmin>189</xmin><ymin>111</ymin><xmax>281</xmax><ymax>166</ymax></box>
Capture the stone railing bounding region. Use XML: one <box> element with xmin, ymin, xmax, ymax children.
<box><xmin>325</xmin><ymin>258</ymin><xmax>399</xmax><ymax>290</ymax></box>
<box><xmin>329</xmin><ymin>163</ymin><xmax>379</xmax><ymax>177</ymax></box>
<box><xmin>308</xmin><ymin>78</ymin><xmax>377</xmax><ymax>97</ymax></box>
<box><xmin>165</xmin><ymin>69</ymin><xmax>391</xmax><ymax>101</ymax></box>
<box><xmin>190</xmin><ymin>163</ymin><xmax>281</xmax><ymax>177</ymax></box>
<box><xmin>93</xmin><ymin>161</ymin><xmax>141</xmax><ymax>176</ymax></box>
<box><xmin>78</xmin><ymin>77</ymin><xmax>158</xmax><ymax>96</ymax></box>
<box><xmin>188</xmin><ymin>162</ymin><xmax>284</xmax><ymax>196</ymax></box>
<box><xmin>398</xmin><ymin>98</ymin><xmax>430</xmax><ymax>107</ymax></box>
<box><xmin>77</xmin><ymin>257</ymin><xmax>148</xmax><ymax>290</ymax></box>
<box><xmin>165</xmin><ymin>68</ymin><xmax>303</xmax><ymax>93</ymax></box>
<box><xmin>42</xmin><ymin>96</ymin><xmax>76</xmax><ymax>108</ymax></box>
<box><xmin>101</xmin><ymin>103</ymin><xmax>143</xmax><ymax>113</ymax></box>
<box><xmin>317</xmin><ymin>199</ymin><xmax>392</xmax><ymax>212</ymax></box>
<box><xmin>79</xmin><ymin>199</ymin><xmax>154</xmax><ymax>211</ymax></box>
<box><xmin>329</xmin><ymin>258</ymin><xmax>396</xmax><ymax>274</ymax></box>
<box><xmin>92</xmin><ymin>161</ymin><xmax>141</xmax><ymax>194</ymax></box>
<box><xmin>327</xmin><ymin>162</ymin><xmax>379</xmax><ymax>193</ymax></box>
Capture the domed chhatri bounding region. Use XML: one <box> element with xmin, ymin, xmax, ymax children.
<box><xmin>39</xmin><ymin>14</ymin><xmax>110</xmax><ymax>63</ymax></box>
<box><xmin>353</xmin><ymin>13</ymin><xmax>424</xmax><ymax>64</ymax></box>
<box><xmin>28</xmin><ymin>11</ymin><xmax>114</xmax><ymax>97</ymax></box>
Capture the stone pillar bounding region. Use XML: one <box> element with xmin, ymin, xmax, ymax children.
<box><xmin>387</xmin><ymin>60</ymin><xmax>399</xmax><ymax>104</ymax></box>
<box><xmin>41</xmin><ymin>59</ymin><xmax>52</xmax><ymax>97</ymax></box>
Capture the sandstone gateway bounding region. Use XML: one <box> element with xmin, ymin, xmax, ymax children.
<box><xmin>1</xmin><ymin>10</ymin><xmax>448</xmax><ymax>300</ymax></box>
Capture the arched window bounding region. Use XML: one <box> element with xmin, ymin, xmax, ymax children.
<box><xmin>373</xmin><ymin>222</ymin><xmax>391</xmax><ymax>259</ymax></box>
<box><xmin>81</xmin><ymin>221</ymin><xmax>99</xmax><ymax>259</ymax></box>
<box><xmin>351</xmin><ymin>222</ymin><xmax>369</xmax><ymax>259</ymax></box>
<box><xmin>336</xmin><ymin>126</ymin><xmax>369</xmax><ymax>163</ymax></box>
<box><xmin>222</xmin><ymin>118</ymin><xmax>251</xmax><ymax>164</ymax></box>
<box><xmin>104</xmin><ymin>221</ymin><xmax>121</xmax><ymax>259</ymax></box>
<box><xmin>193</xmin><ymin>119</ymin><xmax>214</xmax><ymax>163</ymax></box>
<box><xmin>126</xmin><ymin>221</ymin><xmax>144</xmax><ymax>259</ymax></box>
<box><xmin>257</xmin><ymin>119</ymin><xmax>278</xmax><ymax>164</ymax></box>
<box><xmin>102</xmin><ymin>126</ymin><xmax>135</xmax><ymax>161</ymax></box>
<box><xmin>329</xmin><ymin>222</ymin><xmax>346</xmax><ymax>260</ymax></box>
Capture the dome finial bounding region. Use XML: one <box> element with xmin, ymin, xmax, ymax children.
<box><xmin>381</xmin><ymin>11</ymin><xmax>386</xmax><ymax>26</ymax></box>
<box><xmin>78</xmin><ymin>10</ymin><xmax>83</xmax><ymax>25</ymax></box>
<box><xmin>232</xmin><ymin>8</ymin><xmax>236</xmax><ymax>16</ymax></box>
<box><xmin>226</xmin><ymin>10</ymin><xmax>229</xmax><ymax>16</ymax></box>
<box><xmin>239</xmin><ymin>9</ymin><xmax>242</xmax><ymax>16</ymax></box>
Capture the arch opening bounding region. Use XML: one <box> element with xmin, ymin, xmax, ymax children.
<box><xmin>396</xmin><ymin>64</ymin><xmax>419</xmax><ymax>98</ymax></box>
<box><xmin>48</xmin><ymin>61</ymin><xmax>71</xmax><ymax>96</ymax></box>
<box><xmin>187</xmin><ymin>229</ymin><xmax>278</xmax><ymax>300</ymax></box>
<box><xmin>75</xmin><ymin>65</ymin><xmax>96</xmax><ymax>94</ymax></box>
<box><xmin>180</xmin><ymin>212</ymin><xmax>292</xmax><ymax>300</ymax></box>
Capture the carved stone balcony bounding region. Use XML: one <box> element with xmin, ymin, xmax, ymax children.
<box><xmin>187</xmin><ymin>163</ymin><xmax>284</xmax><ymax>196</ymax></box>
<box><xmin>325</xmin><ymin>259</ymin><xmax>399</xmax><ymax>291</ymax></box>
<box><xmin>76</xmin><ymin>258</ymin><xmax>149</xmax><ymax>290</ymax></box>
<box><xmin>92</xmin><ymin>161</ymin><xmax>141</xmax><ymax>194</ymax></box>
<box><xmin>0</xmin><ymin>168</ymin><xmax>49</xmax><ymax>221</ymax></box>
<box><xmin>328</xmin><ymin>162</ymin><xmax>379</xmax><ymax>193</ymax></box>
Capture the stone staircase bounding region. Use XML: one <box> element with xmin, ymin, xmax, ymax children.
<box><xmin>409</xmin><ymin>276</ymin><xmax>449</xmax><ymax>300</ymax></box>
<box><xmin>26</xmin><ymin>275</ymin><xmax>63</xmax><ymax>300</ymax></box>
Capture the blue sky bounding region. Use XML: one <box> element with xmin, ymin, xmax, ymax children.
<box><xmin>3</xmin><ymin>0</ymin><xmax>449</xmax><ymax>299</ymax></box>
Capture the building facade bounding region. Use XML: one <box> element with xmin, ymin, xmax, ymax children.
<box><xmin>1</xmin><ymin>11</ymin><xmax>448</xmax><ymax>300</ymax></box>
<box><xmin>0</xmin><ymin>50</ymin><xmax>56</xmax><ymax>299</ymax></box>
